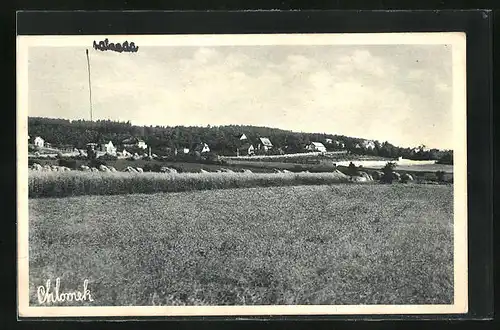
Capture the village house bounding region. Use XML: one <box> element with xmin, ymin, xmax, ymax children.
<box><xmin>256</xmin><ymin>137</ymin><xmax>273</xmax><ymax>152</ymax></box>
<box><xmin>412</xmin><ymin>145</ymin><xmax>431</xmax><ymax>153</ymax></box>
<box><xmin>34</xmin><ymin>136</ymin><xmax>45</xmax><ymax>148</ymax></box>
<box><xmin>331</xmin><ymin>140</ymin><xmax>345</xmax><ymax>149</ymax></box>
<box><xmin>58</xmin><ymin>144</ymin><xmax>77</xmax><ymax>153</ymax></box>
<box><xmin>192</xmin><ymin>142</ymin><xmax>210</xmax><ymax>154</ymax></box>
<box><xmin>420</xmin><ymin>146</ymin><xmax>431</xmax><ymax>152</ymax></box>
<box><xmin>117</xmin><ymin>148</ymin><xmax>132</xmax><ymax>158</ymax></box>
<box><xmin>237</xmin><ymin>143</ymin><xmax>255</xmax><ymax>156</ymax></box>
<box><xmin>362</xmin><ymin>140</ymin><xmax>376</xmax><ymax>150</ymax></box>
<box><xmin>238</xmin><ymin>133</ymin><xmax>248</xmax><ymax>140</ymax></box>
<box><xmin>122</xmin><ymin>137</ymin><xmax>148</xmax><ymax>149</ymax></box>
<box><xmin>306</xmin><ymin>142</ymin><xmax>327</xmax><ymax>153</ymax></box>
<box><xmin>100</xmin><ymin>141</ymin><xmax>117</xmax><ymax>155</ymax></box>
<box><xmin>325</xmin><ymin>138</ymin><xmax>333</xmax><ymax>144</ymax></box>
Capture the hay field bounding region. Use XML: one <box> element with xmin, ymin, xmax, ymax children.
<box><xmin>29</xmin><ymin>184</ymin><xmax>454</xmax><ymax>306</ymax></box>
<box><xmin>28</xmin><ymin>170</ymin><xmax>350</xmax><ymax>198</ymax></box>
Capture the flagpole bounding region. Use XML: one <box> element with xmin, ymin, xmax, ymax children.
<box><xmin>85</xmin><ymin>49</ymin><xmax>93</xmax><ymax>122</ymax></box>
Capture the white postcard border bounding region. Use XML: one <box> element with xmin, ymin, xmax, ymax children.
<box><xmin>17</xmin><ymin>32</ymin><xmax>468</xmax><ymax>317</ymax></box>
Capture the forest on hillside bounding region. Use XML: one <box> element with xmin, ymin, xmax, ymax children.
<box><xmin>27</xmin><ymin>117</ymin><xmax>453</xmax><ymax>163</ymax></box>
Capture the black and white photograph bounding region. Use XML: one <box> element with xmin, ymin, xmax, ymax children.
<box><xmin>17</xmin><ymin>33</ymin><xmax>468</xmax><ymax>317</ymax></box>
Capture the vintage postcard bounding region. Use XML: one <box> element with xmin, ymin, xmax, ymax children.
<box><xmin>17</xmin><ymin>32</ymin><xmax>467</xmax><ymax>317</ymax></box>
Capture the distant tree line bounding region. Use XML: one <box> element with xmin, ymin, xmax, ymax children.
<box><xmin>28</xmin><ymin>117</ymin><xmax>453</xmax><ymax>161</ymax></box>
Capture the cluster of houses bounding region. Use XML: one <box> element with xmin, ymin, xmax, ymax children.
<box><xmin>28</xmin><ymin>134</ymin><xmax>214</xmax><ymax>160</ymax></box>
<box><xmin>28</xmin><ymin>135</ymin><xmax>151</xmax><ymax>159</ymax></box>
<box><xmin>236</xmin><ymin>134</ymin><xmax>275</xmax><ymax>156</ymax></box>
<box><xmin>236</xmin><ymin>134</ymin><xmax>350</xmax><ymax>156</ymax></box>
<box><xmin>29</xmin><ymin>132</ymin><xmax>397</xmax><ymax>160</ymax></box>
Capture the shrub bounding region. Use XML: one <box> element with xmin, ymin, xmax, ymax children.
<box><xmin>347</xmin><ymin>162</ymin><xmax>359</xmax><ymax>177</ymax></box>
<box><xmin>87</xmin><ymin>148</ymin><xmax>97</xmax><ymax>160</ymax></box>
<box><xmin>292</xmin><ymin>165</ymin><xmax>306</xmax><ymax>172</ymax></box>
<box><xmin>436</xmin><ymin>153</ymin><xmax>453</xmax><ymax>165</ymax></box>
<box><xmin>435</xmin><ymin>171</ymin><xmax>445</xmax><ymax>182</ymax></box>
<box><xmin>99</xmin><ymin>154</ymin><xmax>118</xmax><ymax>161</ymax></box>
<box><xmin>380</xmin><ymin>162</ymin><xmax>397</xmax><ymax>184</ymax></box>
<box><xmin>170</xmin><ymin>166</ymin><xmax>184</xmax><ymax>173</ymax></box>
<box><xmin>89</xmin><ymin>159</ymin><xmax>107</xmax><ymax>169</ymax></box>
<box><xmin>58</xmin><ymin>159</ymin><xmax>78</xmax><ymax>170</ymax></box>
<box><xmin>143</xmin><ymin>163</ymin><xmax>162</xmax><ymax>172</ymax></box>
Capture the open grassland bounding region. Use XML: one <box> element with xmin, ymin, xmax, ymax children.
<box><xmin>224</xmin><ymin>153</ymin><xmax>388</xmax><ymax>163</ymax></box>
<box><xmin>29</xmin><ymin>184</ymin><xmax>453</xmax><ymax>306</ymax></box>
<box><xmin>225</xmin><ymin>159</ymin><xmax>336</xmax><ymax>171</ymax></box>
<box><xmin>28</xmin><ymin>170</ymin><xmax>350</xmax><ymax>198</ymax></box>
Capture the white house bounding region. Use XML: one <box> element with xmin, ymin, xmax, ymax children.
<box><xmin>256</xmin><ymin>137</ymin><xmax>273</xmax><ymax>151</ymax></box>
<box><xmin>183</xmin><ymin>148</ymin><xmax>190</xmax><ymax>154</ymax></box>
<box><xmin>412</xmin><ymin>145</ymin><xmax>431</xmax><ymax>153</ymax></box>
<box><xmin>239</xmin><ymin>134</ymin><xmax>248</xmax><ymax>140</ymax></box>
<box><xmin>192</xmin><ymin>142</ymin><xmax>210</xmax><ymax>154</ymax></box>
<box><xmin>101</xmin><ymin>141</ymin><xmax>117</xmax><ymax>155</ymax></box>
<box><xmin>238</xmin><ymin>143</ymin><xmax>255</xmax><ymax>156</ymax></box>
<box><xmin>325</xmin><ymin>138</ymin><xmax>333</xmax><ymax>144</ymax></box>
<box><xmin>34</xmin><ymin>136</ymin><xmax>45</xmax><ymax>148</ymax></box>
<box><xmin>362</xmin><ymin>140</ymin><xmax>376</xmax><ymax>150</ymax></box>
<box><xmin>306</xmin><ymin>142</ymin><xmax>327</xmax><ymax>153</ymax></box>
<box><xmin>123</xmin><ymin>137</ymin><xmax>148</xmax><ymax>149</ymax></box>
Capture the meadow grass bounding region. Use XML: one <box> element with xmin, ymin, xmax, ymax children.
<box><xmin>28</xmin><ymin>170</ymin><xmax>350</xmax><ymax>198</ymax></box>
<box><xmin>28</xmin><ymin>184</ymin><xmax>453</xmax><ymax>306</ymax></box>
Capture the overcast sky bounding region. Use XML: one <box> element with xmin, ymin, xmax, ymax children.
<box><xmin>28</xmin><ymin>44</ymin><xmax>453</xmax><ymax>149</ymax></box>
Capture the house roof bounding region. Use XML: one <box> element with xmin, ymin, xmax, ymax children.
<box><xmin>258</xmin><ymin>137</ymin><xmax>273</xmax><ymax>146</ymax></box>
<box><xmin>122</xmin><ymin>137</ymin><xmax>145</xmax><ymax>144</ymax></box>
<box><xmin>310</xmin><ymin>142</ymin><xmax>326</xmax><ymax>148</ymax></box>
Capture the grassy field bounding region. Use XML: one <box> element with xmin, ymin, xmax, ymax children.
<box><xmin>29</xmin><ymin>184</ymin><xmax>453</xmax><ymax>306</ymax></box>
<box><xmin>223</xmin><ymin>153</ymin><xmax>388</xmax><ymax>164</ymax></box>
